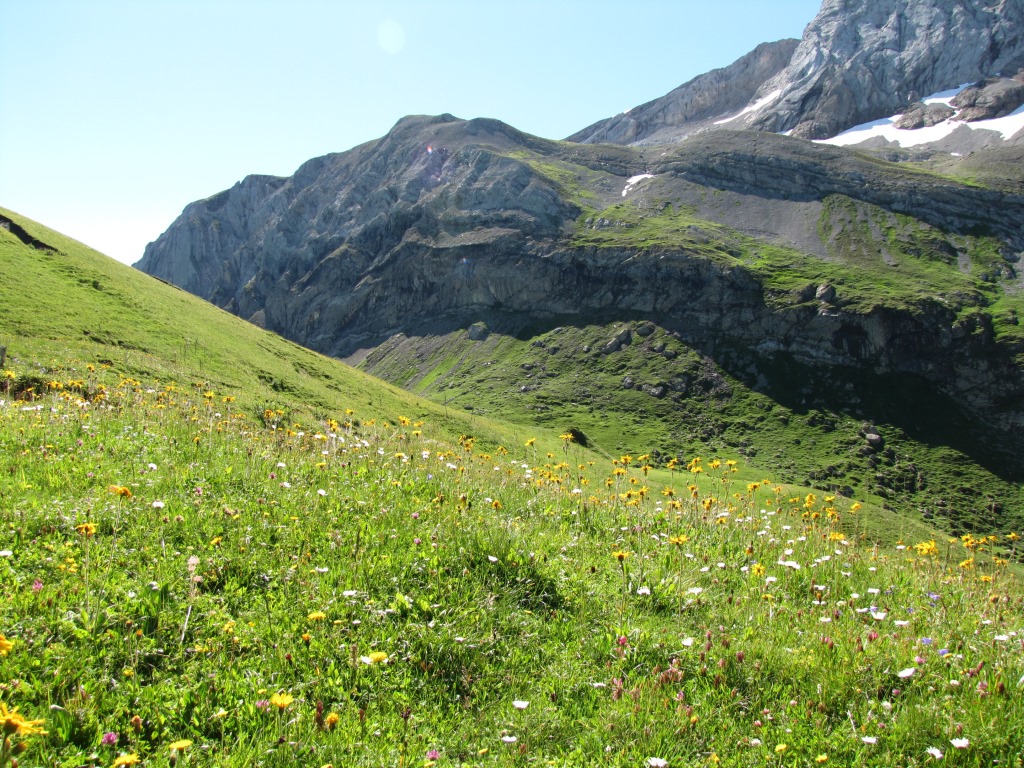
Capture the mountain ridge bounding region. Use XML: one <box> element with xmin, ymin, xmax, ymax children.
<box><xmin>574</xmin><ymin>0</ymin><xmax>1024</xmax><ymax>146</ymax></box>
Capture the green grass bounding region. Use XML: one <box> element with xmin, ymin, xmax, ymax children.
<box><xmin>2</xmin><ymin>210</ymin><xmax>1024</xmax><ymax>767</ymax></box>
<box><xmin>358</xmin><ymin>323</ymin><xmax>1024</xmax><ymax>539</ymax></box>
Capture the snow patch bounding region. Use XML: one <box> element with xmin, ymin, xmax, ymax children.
<box><xmin>622</xmin><ymin>174</ymin><xmax>655</xmax><ymax>197</ymax></box>
<box><xmin>714</xmin><ymin>89</ymin><xmax>782</xmax><ymax>126</ymax></box>
<box><xmin>816</xmin><ymin>84</ymin><xmax>1024</xmax><ymax>148</ymax></box>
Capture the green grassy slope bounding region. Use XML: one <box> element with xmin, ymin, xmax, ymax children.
<box><xmin>1</xmin><ymin>209</ymin><xmax>1023</xmax><ymax>768</ymax></box>
<box><xmin>357</xmin><ymin>321</ymin><xmax>1024</xmax><ymax>538</ymax></box>
<box><xmin>0</xmin><ymin>206</ymin><xmax>528</xmax><ymax>451</ymax></box>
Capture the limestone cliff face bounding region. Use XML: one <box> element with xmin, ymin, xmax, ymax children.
<box><xmin>574</xmin><ymin>0</ymin><xmax>1024</xmax><ymax>144</ymax></box>
<box><xmin>137</xmin><ymin>115</ymin><xmax>1024</xmax><ymax>430</ymax></box>
<box><xmin>755</xmin><ymin>0</ymin><xmax>1024</xmax><ymax>139</ymax></box>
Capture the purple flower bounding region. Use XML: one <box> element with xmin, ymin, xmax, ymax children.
<box><xmin>414</xmin><ymin>538</ymin><xmax>422</xmax><ymax>545</ymax></box>
<box><xmin>256</xmin><ymin>699</ymin><xmax>270</xmax><ymax>712</ymax></box>
<box><xmin>920</xmin><ymin>637</ymin><xmax>933</xmax><ymax>646</ymax></box>
<box><xmin>101</xmin><ymin>732</ymin><xmax>119</xmax><ymax>746</ymax></box>
<box><xmin>938</xmin><ymin>649</ymin><xmax>950</xmax><ymax>657</ymax></box>
<box><xmin>426</xmin><ymin>749</ymin><xmax>441</xmax><ymax>760</ymax></box>
<box><xmin>32</xmin><ymin>579</ymin><xmax>43</xmax><ymax>592</ymax></box>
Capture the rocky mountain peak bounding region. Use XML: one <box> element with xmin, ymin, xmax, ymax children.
<box><xmin>573</xmin><ymin>0</ymin><xmax>1024</xmax><ymax>145</ymax></box>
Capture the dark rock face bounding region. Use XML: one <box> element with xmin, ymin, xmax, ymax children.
<box><xmin>951</xmin><ymin>77</ymin><xmax>1024</xmax><ymax>121</ymax></box>
<box><xmin>894</xmin><ymin>102</ymin><xmax>956</xmax><ymax>130</ymax></box>
<box><xmin>573</xmin><ymin>0</ymin><xmax>1024</xmax><ymax>144</ymax></box>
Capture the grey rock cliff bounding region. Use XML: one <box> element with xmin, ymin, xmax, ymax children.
<box><xmin>567</xmin><ymin>40</ymin><xmax>799</xmax><ymax>145</ymax></box>
<box><xmin>573</xmin><ymin>0</ymin><xmax>1024</xmax><ymax>144</ymax></box>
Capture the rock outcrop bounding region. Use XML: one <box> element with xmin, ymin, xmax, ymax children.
<box><xmin>572</xmin><ymin>0</ymin><xmax>1024</xmax><ymax>144</ymax></box>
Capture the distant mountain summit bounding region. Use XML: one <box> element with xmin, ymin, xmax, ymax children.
<box><xmin>571</xmin><ymin>0</ymin><xmax>1024</xmax><ymax>145</ymax></box>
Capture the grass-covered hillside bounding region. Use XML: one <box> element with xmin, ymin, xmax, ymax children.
<box><xmin>356</xmin><ymin>319</ymin><xmax>1024</xmax><ymax>540</ymax></box>
<box><xmin>2</xmin><ymin>209</ymin><xmax>1023</xmax><ymax>767</ymax></box>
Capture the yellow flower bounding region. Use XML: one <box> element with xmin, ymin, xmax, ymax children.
<box><xmin>361</xmin><ymin>651</ymin><xmax>389</xmax><ymax>665</ymax></box>
<box><xmin>307</xmin><ymin>611</ymin><xmax>327</xmax><ymax>621</ymax></box>
<box><xmin>815</xmin><ymin>755</ymin><xmax>829</xmax><ymax>763</ymax></box>
<box><xmin>669</xmin><ymin>535</ymin><xmax>689</xmax><ymax>546</ymax></box>
<box><xmin>324</xmin><ymin>712</ymin><xmax>340</xmax><ymax>730</ymax></box>
<box><xmin>76</xmin><ymin>522</ymin><xmax>98</xmax><ymax>537</ymax></box>
<box><xmin>612</xmin><ymin>550</ymin><xmax>631</xmax><ymax>562</ymax></box>
<box><xmin>0</xmin><ymin>634</ymin><xmax>13</xmax><ymax>655</ymax></box>
<box><xmin>750</xmin><ymin>563</ymin><xmax>766</xmax><ymax>577</ymax></box>
<box><xmin>168</xmin><ymin>739</ymin><xmax>193</xmax><ymax>751</ymax></box>
<box><xmin>0</xmin><ymin>702</ymin><xmax>47</xmax><ymax>735</ymax></box>
<box><xmin>525</xmin><ymin>438</ymin><xmax>536</xmax><ymax>447</ymax></box>
<box><xmin>914</xmin><ymin>540</ymin><xmax>939</xmax><ymax>556</ymax></box>
<box><xmin>269</xmin><ymin>692</ymin><xmax>294</xmax><ymax>709</ymax></box>
<box><xmin>112</xmin><ymin>755</ymin><xmax>141</xmax><ymax>767</ymax></box>
<box><xmin>775</xmin><ymin>744</ymin><xmax>788</xmax><ymax>753</ymax></box>
<box><xmin>108</xmin><ymin>485</ymin><xmax>133</xmax><ymax>498</ymax></box>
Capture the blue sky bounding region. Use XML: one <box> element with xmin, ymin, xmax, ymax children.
<box><xmin>1</xmin><ymin>1</ymin><xmax>822</xmax><ymax>265</ymax></box>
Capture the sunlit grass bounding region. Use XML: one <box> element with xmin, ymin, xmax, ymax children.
<box><xmin>1</xmin><ymin>363</ymin><xmax>1022</xmax><ymax>767</ymax></box>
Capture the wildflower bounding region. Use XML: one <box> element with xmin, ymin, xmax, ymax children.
<box><xmin>112</xmin><ymin>755</ymin><xmax>141</xmax><ymax>767</ymax></box>
<box><xmin>168</xmin><ymin>739</ymin><xmax>193</xmax><ymax>752</ymax></box>
<box><xmin>0</xmin><ymin>634</ymin><xmax>12</xmax><ymax>655</ymax></box>
<box><xmin>512</xmin><ymin>700</ymin><xmax>529</xmax><ymax>710</ymax></box>
<box><xmin>926</xmin><ymin>747</ymin><xmax>943</xmax><ymax>759</ymax></box>
<box><xmin>950</xmin><ymin>738</ymin><xmax>969</xmax><ymax>749</ymax></box>
<box><xmin>324</xmin><ymin>712</ymin><xmax>340</xmax><ymax>730</ymax></box>
<box><xmin>915</xmin><ymin>540</ymin><xmax>939</xmax><ymax>556</ymax></box>
<box><xmin>361</xmin><ymin>651</ymin><xmax>389</xmax><ymax>665</ymax></box>
<box><xmin>648</xmin><ymin>759</ymin><xmax>668</xmax><ymax>768</ymax></box>
<box><xmin>861</xmin><ymin>736</ymin><xmax>878</xmax><ymax>745</ymax></box>
<box><xmin>0</xmin><ymin>702</ymin><xmax>47</xmax><ymax>735</ymax></box>
<box><xmin>308</xmin><ymin>611</ymin><xmax>327</xmax><ymax>621</ymax></box>
<box><xmin>815</xmin><ymin>756</ymin><xmax>828</xmax><ymax>763</ymax></box>
<box><xmin>612</xmin><ymin>550</ymin><xmax>631</xmax><ymax>562</ymax></box>
<box><xmin>426</xmin><ymin>749</ymin><xmax>441</xmax><ymax>760</ymax></box>
<box><xmin>269</xmin><ymin>692</ymin><xmax>294</xmax><ymax>709</ymax></box>
<box><xmin>102</xmin><ymin>732</ymin><xmax>119</xmax><ymax>746</ymax></box>
<box><xmin>76</xmin><ymin>522</ymin><xmax>98</xmax><ymax>537</ymax></box>
<box><xmin>775</xmin><ymin>744</ymin><xmax>788</xmax><ymax>753</ymax></box>
<box><xmin>108</xmin><ymin>485</ymin><xmax>133</xmax><ymax>498</ymax></box>
<box><xmin>897</xmin><ymin>668</ymin><xmax>916</xmax><ymax>679</ymax></box>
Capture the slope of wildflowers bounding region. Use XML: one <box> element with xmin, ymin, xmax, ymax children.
<box><xmin>1</xmin><ymin>364</ymin><xmax>1022</xmax><ymax>768</ymax></box>
<box><xmin>1</xmin><ymin>209</ymin><xmax>1023</xmax><ymax>767</ymax></box>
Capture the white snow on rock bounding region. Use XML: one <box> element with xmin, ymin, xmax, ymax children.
<box><xmin>714</xmin><ymin>89</ymin><xmax>783</xmax><ymax>126</ymax></box>
<box><xmin>816</xmin><ymin>84</ymin><xmax>1024</xmax><ymax>148</ymax></box>
<box><xmin>622</xmin><ymin>174</ymin><xmax>655</xmax><ymax>197</ymax></box>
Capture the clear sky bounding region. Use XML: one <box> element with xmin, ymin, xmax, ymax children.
<box><xmin>1</xmin><ymin>0</ymin><xmax>823</xmax><ymax>265</ymax></box>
